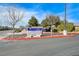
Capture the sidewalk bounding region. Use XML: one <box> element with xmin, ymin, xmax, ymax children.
<box><xmin>2</xmin><ymin>34</ymin><xmax>74</xmax><ymax>40</ymax></box>
<box><xmin>0</xmin><ymin>33</ymin><xmax>12</xmax><ymax>40</ymax></box>
<box><xmin>0</xmin><ymin>32</ymin><xmax>77</xmax><ymax>40</ymax></box>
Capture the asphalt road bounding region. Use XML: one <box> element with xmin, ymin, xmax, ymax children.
<box><xmin>0</xmin><ymin>35</ymin><xmax>79</xmax><ymax>56</ymax></box>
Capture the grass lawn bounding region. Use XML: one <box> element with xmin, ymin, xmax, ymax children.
<box><xmin>7</xmin><ymin>34</ymin><xmax>27</xmax><ymax>38</ymax></box>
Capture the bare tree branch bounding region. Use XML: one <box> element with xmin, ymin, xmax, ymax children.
<box><xmin>6</xmin><ymin>6</ymin><xmax>24</xmax><ymax>35</ymax></box>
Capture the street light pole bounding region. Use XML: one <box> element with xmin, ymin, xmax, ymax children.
<box><xmin>63</xmin><ymin>3</ymin><xmax>67</xmax><ymax>35</ymax></box>
<box><xmin>65</xmin><ymin>3</ymin><xmax>67</xmax><ymax>30</ymax></box>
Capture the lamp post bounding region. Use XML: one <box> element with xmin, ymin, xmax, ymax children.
<box><xmin>63</xmin><ymin>3</ymin><xmax>67</xmax><ymax>35</ymax></box>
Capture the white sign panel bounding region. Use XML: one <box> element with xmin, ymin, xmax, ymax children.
<box><xmin>27</xmin><ymin>27</ymin><xmax>43</xmax><ymax>37</ymax></box>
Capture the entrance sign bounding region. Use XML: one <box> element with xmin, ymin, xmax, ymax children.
<box><xmin>27</xmin><ymin>27</ymin><xmax>43</xmax><ymax>37</ymax></box>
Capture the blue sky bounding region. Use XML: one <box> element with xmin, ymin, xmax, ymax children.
<box><xmin>0</xmin><ymin>3</ymin><xmax>79</xmax><ymax>27</ymax></box>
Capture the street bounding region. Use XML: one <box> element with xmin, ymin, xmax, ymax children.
<box><xmin>0</xmin><ymin>35</ymin><xmax>79</xmax><ymax>56</ymax></box>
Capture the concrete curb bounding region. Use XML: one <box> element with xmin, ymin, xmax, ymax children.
<box><xmin>2</xmin><ymin>34</ymin><xmax>74</xmax><ymax>40</ymax></box>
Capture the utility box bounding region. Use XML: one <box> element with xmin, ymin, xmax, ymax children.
<box><xmin>27</xmin><ymin>27</ymin><xmax>43</xmax><ymax>37</ymax></box>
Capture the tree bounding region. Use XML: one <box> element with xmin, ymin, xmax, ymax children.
<box><xmin>41</xmin><ymin>18</ymin><xmax>49</xmax><ymax>27</ymax></box>
<box><xmin>7</xmin><ymin>6</ymin><xmax>24</xmax><ymax>36</ymax></box>
<box><xmin>28</xmin><ymin>16</ymin><xmax>39</xmax><ymax>27</ymax></box>
<box><xmin>41</xmin><ymin>15</ymin><xmax>60</xmax><ymax>27</ymax></box>
<box><xmin>41</xmin><ymin>15</ymin><xmax>60</xmax><ymax>33</ymax></box>
<box><xmin>47</xmin><ymin>15</ymin><xmax>60</xmax><ymax>34</ymax></box>
<box><xmin>46</xmin><ymin>15</ymin><xmax>60</xmax><ymax>27</ymax></box>
<box><xmin>57</xmin><ymin>21</ymin><xmax>64</xmax><ymax>32</ymax></box>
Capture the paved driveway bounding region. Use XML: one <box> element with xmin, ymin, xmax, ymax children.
<box><xmin>0</xmin><ymin>35</ymin><xmax>79</xmax><ymax>56</ymax></box>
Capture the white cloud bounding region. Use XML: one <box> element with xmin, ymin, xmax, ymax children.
<box><xmin>0</xmin><ymin>5</ymin><xmax>47</xmax><ymax>27</ymax></box>
<box><xmin>57</xmin><ymin>7</ymin><xmax>79</xmax><ymax>16</ymax></box>
<box><xmin>2</xmin><ymin>4</ymin><xmax>79</xmax><ymax>27</ymax></box>
<box><xmin>56</xmin><ymin>7</ymin><xmax>79</xmax><ymax>24</ymax></box>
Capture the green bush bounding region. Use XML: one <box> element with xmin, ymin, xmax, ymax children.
<box><xmin>57</xmin><ymin>21</ymin><xmax>75</xmax><ymax>32</ymax></box>
<box><xmin>66</xmin><ymin>23</ymin><xmax>75</xmax><ymax>32</ymax></box>
<box><xmin>14</xmin><ymin>29</ymin><xmax>22</xmax><ymax>33</ymax></box>
<box><xmin>52</xmin><ymin>29</ymin><xmax>58</xmax><ymax>32</ymax></box>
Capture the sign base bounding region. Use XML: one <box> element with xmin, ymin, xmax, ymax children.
<box><xmin>63</xmin><ymin>30</ymin><xmax>67</xmax><ymax>36</ymax></box>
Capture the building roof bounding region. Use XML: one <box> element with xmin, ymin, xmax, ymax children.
<box><xmin>74</xmin><ymin>24</ymin><xmax>79</xmax><ymax>27</ymax></box>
